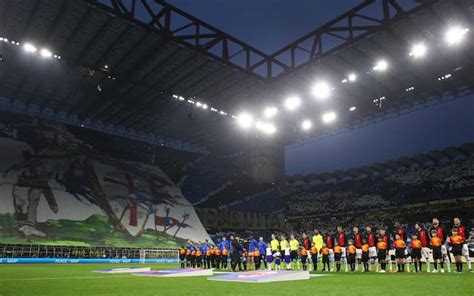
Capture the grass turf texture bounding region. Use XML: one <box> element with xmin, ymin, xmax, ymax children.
<box><xmin>0</xmin><ymin>263</ymin><xmax>472</xmax><ymax>295</ymax></box>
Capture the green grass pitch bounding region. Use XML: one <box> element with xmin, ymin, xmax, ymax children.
<box><xmin>0</xmin><ymin>263</ymin><xmax>472</xmax><ymax>295</ymax></box>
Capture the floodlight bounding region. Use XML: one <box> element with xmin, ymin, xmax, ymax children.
<box><xmin>445</xmin><ymin>26</ymin><xmax>469</xmax><ymax>46</ymax></box>
<box><xmin>348</xmin><ymin>73</ymin><xmax>357</xmax><ymax>82</ymax></box>
<box><xmin>322</xmin><ymin>111</ymin><xmax>336</xmax><ymax>124</ymax></box>
<box><xmin>237</xmin><ymin>113</ymin><xmax>253</xmax><ymax>129</ymax></box>
<box><xmin>256</xmin><ymin>121</ymin><xmax>276</xmax><ymax>135</ymax></box>
<box><xmin>311</xmin><ymin>81</ymin><xmax>331</xmax><ymax>99</ymax></box>
<box><xmin>23</xmin><ymin>43</ymin><xmax>37</xmax><ymax>53</ymax></box>
<box><xmin>349</xmin><ymin>106</ymin><xmax>357</xmax><ymax>111</ymax></box>
<box><xmin>40</xmin><ymin>48</ymin><xmax>52</xmax><ymax>58</ymax></box>
<box><xmin>263</xmin><ymin>106</ymin><xmax>278</xmax><ymax>118</ymax></box>
<box><xmin>373</xmin><ymin>59</ymin><xmax>388</xmax><ymax>71</ymax></box>
<box><xmin>284</xmin><ymin>96</ymin><xmax>301</xmax><ymax>110</ymax></box>
<box><xmin>202</xmin><ymin>104</ymin><xmax>208</xmax><ymax>110</ymax></box>
<box><xmin>409</xmin><ymin>43</ymin><xmax>427</xmax><ymax>58</ymax></box>
<box><xmin>196</xmin><ymin>102</ymin><xmax>202</xmax><ymax>107</ymax></box>
<box><xmin>301</xmin><ymin>120</ymin><xmax>312</xmax><ymax>130</ymax></box>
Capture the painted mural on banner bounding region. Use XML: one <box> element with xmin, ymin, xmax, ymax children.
<box><xmin>196</xmin><ymin>208</ymin><xmax>285</xmax><ymax>230</ymax></box>
<box><xmin>0</xmin><ymin>113</ymin><xmax>211</xmax><ymax>248</ymax></box>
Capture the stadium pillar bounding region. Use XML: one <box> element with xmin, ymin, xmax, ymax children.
<box><xmin>244</xmin><ymin>138</ymin><xmax>284</xmax><ymax>184</ymax></box>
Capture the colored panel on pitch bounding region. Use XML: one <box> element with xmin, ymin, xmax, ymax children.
<box><xmin>208</xmin><ymin>270</ymin><xmax>310</xmax><ymax>283</ymax></box>
<box><xmin>93</xmin><ymin>267</ymin><xmax>151</xmax><ymax>273</ymax></box>
<box><xmin>133</xmin><ymin>268</ymin><xmax>213</xmax><ymax>277</ymax></box>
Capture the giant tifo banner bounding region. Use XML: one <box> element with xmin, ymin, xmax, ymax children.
<box><xmin>196</xmin><ymin>208</ymin><xmax>285</xmax><ymax>230</ymax></box>
<box><xmin>0</xmin><ymin>117</ymin><xmax>211</xmax><ymax>248</ymax></box>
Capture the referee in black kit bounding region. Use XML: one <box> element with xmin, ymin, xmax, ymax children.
<box><xmin>231</xmin><ymin>236</ymin><xmax>243</xmax><ymax>272</ymax></box>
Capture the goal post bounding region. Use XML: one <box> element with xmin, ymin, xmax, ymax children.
<box><xmin>138</xmin><ymin>249</ymin><xmax>179</xmax><ymax>263</ymax></box>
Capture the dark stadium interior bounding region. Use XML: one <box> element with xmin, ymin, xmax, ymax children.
<box><xmin>0</xmin><ymin>0</ymin><xmax>473</xmax><ymax>294</ymax></box>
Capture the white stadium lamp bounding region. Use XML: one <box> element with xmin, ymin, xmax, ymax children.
<box><xmin>445</xmin><ymin>26</ymin><xmax>469</xmax><ymax>46</ymax></box>
<box><xmin>284</xmin><ymin>96</ymin><xmax>301</xmax><ymax>111</ymax></box>
<box><xmin>301</xmin><ymin>120</ymin><xmax>312</xmax><ymax>131</ymax></box>
<box><xmin>348</xmin><ymin>73</ymin><xmax>357</xmax><ymax>82</ymax></box>
<box><xmin>263</xmin><ymin>106</ymin><xmax>278</xmax><ymax>118</ymax></box>
<box><xmin>23</xmin><ymin>42</ymin><xmax>37</xmax><ymax>53</ymax></box>
<box><xmin>373</xmin><ymin>59</ymin><xmax>388</xmax><ymax>72</ymax></box>
<box><xmin>311</xmin><ymin>81</ymin><xmax>331</xmax><ymax>100</ymax></box>
<box><xmin>40</xmin><ymin>48</ymin><xmax>52</xmax><ymax>58</ymax></box>
<box><xmin>409</xmin><ymin>43</ymin><xmax>427</xmax><ymax>58</ymax></box>
<box><xmin>237</xmin><ymin>113</ymin><xmax>254</xmax><ymax>129</ymax></box>
<box><xmin>322</xmin><ymin>111</ymin><xmax>336</xmax><ymax>124</ymax></box>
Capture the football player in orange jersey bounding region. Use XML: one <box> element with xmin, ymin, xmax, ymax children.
<box><xmin>214</xmin><ymin>247</ymin><xmax>221</xmax><ymax>269</ymax></box>
<box><xmin>179</xmin><ymin>246</ymin><xmax>186</xmax><ymax>269</ymax></box>
<box><xmin>361</xmin><ymin>239</ymin><xmax>370</xmax><ymax>272</ymax></box>
<box><xmin>347</xmin><ymin>240</ymin><xmax>357</xmax><ymax>272</ymax></box>
<box><xmin>320</xmin><ymin>243</ymin><xmax>330</xmax><ymax>272</ymax></box>
<box><xmin>430</xmin><ymin>229</ymin><xmax>444</xmax><ymax>273</ymax></box>
<box><xmin>221</xmin><ymin>247</ymin><xmax>229</xmax><ymax>270</ymax></box>
<box><xmin>310</xmin><ymin>242</ymin><xmax>318</xmax><ymax>271</ymax></box>
<box><xmin>376</xmin><ymin>237</ymin><xmax>388</xmax><ymax>273</ymax></box>
<box><xmin>300</xmin><ymin>246</ymin><xmax>308</xmax><ymax>271</ymax></box>
<box><xmin>333</xmin><ymin>241</ymin><xmax>342</xmax><ymax>272</ymax></box>
<box><xmin>394</xmin><ymin>233</ymin><xmax>406</xmax><ymax>272</ymax></box>
<box><xmin>410</xmin><ymin>233</ymin><xmax>422</xmax><ymax>272</ymax></box>
<box><xmin>448</xmin><ymin>227</ymin><xmax>464</xmax><ymax>272</ymax></box>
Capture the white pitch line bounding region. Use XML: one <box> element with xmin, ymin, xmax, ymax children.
<box><xmin>0</xmin><ymin>275</ymin><xmax>132</xmax><ymax>282</ymax></box>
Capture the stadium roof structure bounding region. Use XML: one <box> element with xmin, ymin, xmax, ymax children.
<box><xmin>0</xmin><ymin>0</ymin><xmax>473</xmax><ymax>153</ymax></box>
<box><xmin>286</xmin><ymin>142</ymin><xmax>474</xmax><ymax>184</ymax></box>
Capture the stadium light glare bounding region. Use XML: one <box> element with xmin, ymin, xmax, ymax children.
<box><xmin>373</xmin><ymin>59</ymin><xmax>388</xmax><ymax>72</ymax></box>
<box><xmin>196</xmin><ymin>102</ymin><xmax>202</xmax><ymax>107</ymax></box>
<box><xmin>23</xmin><ymin>43</ymin><xmax>37</xmax><ymax>53</ymax></box>
<box><xmin>40</xmin><ymin>48</ymin><xmax>52</xmax><ymax>58</ymax></box>
<box><xmin>202</xmin><ymin>104</ymin><xmax>208</xmax><ymax>110</ymax></box>
<box><xmin>409</xmin><ymin>43</ymin><xmax>427</xmax><ymax>58</ymax></box>
<box><xmin>301</xmin><ymin>120</ymin><xmax>312</xmax><ymax>130</ymax></box>
<box><xmin>263</xmin><ymin>106</ymin><xmax>278</xmax><ymax>118</ymax></box>
<box><xmin>311</xmin><ymin>81</ymin><xmax>331</xmax><ymax>99</ymax></box>
<box><xmin>237</xmin><ymin>113</ymin><xmax>253</xmax><ymax>129</ymax></box>
<box><xmin>284</xmin><ymin>96</ymin><xmax>301</xmax><ymax>111</ymax></box>
<box><xmin>256</xmin><ymin>121</ymin><xmax>276</xmax><ymax>135</ymax></box>
<box><xmin>349</xmin><ymin>106</ymin><xmax>357</xmax><ymax>111</ymax></box>
<box><xmin>348</xmin><ymin>73</ymin><xmax>357</xmax><ymax>82</ymax></box>
<box><xmin>321</xmin><ymin>111</ymin><xmax>336</xmax><ymax>124</ymax></box>
<box><xmin>445</xmin><ymin>26</ymin><xmax>469</xmax><ymax>46</ymax></box>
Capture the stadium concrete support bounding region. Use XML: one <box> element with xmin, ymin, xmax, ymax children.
<box><xmin>244</xmin><ymin>140</ymin><xmax>285</xmax><ymax>184</ymax></box>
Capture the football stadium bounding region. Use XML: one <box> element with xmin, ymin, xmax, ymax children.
<box><xmin>0</xmin><ymin>0</ymin><xmax>473</xmax><ymax>295</ymax></box>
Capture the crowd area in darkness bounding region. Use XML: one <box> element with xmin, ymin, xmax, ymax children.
<box><xmin>183</xmin><ymin>216</ymin><xmax>473</xmax><ymax>273</ymax></box>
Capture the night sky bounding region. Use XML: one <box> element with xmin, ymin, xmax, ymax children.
<box><xmin>167</xmin><ymin>0</ymin><xmax>474</xmax><ymax>174</ymax></box>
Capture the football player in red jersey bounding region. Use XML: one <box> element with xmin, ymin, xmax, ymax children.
<box><xmin>453</xmin><ymin>217</ymin><xmax>472</xmax><ymax>272</ymax></box>
<box><xmin>393</xmin><ymin>221</ymin><xmax>407</xmax><ymax>242</ymax></box>
<box><xmin>352</xmin><ymin>227</ymin><xmax>363</xmax><ymax>271</ymax></box>
<box><xmin>366</xmin><ymin>226</ymin><xmax>377</xmax><ymax>271</ymax></box>
<box><xmin>324</xmin><ymin>232</ymin><xmax>335</xmax><ymax>271</ymax></box>
<box><xmin>336</xmin><ymin>226</ymin><xmax>348</xmax><ymax>272</ymax></box>
<box><xmin>431</xmin><ymin>217</ymin><xmax>451</xmax><ymax>272</ymax></box>
<box><xmin>415</xmin><ymin>223</ymin><xmax>430</xmax><ymax>272</ymax></box>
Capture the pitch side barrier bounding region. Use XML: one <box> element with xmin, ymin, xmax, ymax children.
<box><xmin>0</xmin><ymin>244</ymin><xmax>179</xmax><ymax>264</ymax></box>
<box><xmin>0</xmin><ymin>258</ymin><xmax>178</xmax><ymax>264</ymax></box>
